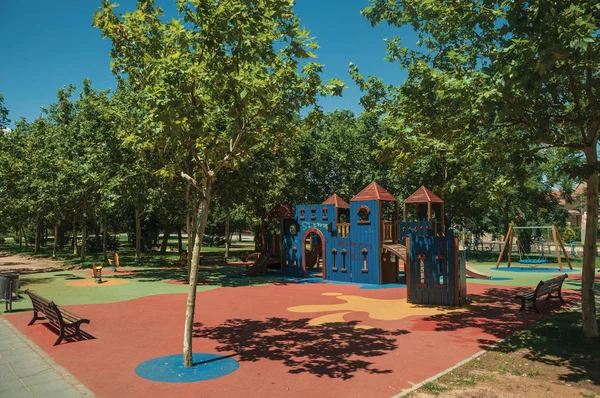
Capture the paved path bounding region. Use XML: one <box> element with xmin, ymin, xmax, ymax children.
<box><xmin>0</xmin><ymin>316</ymin><xmax>94</xmax><ymax>398</ymax></box>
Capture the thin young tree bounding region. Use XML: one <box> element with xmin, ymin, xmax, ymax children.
<box><xmin>94</xmin><ymin>0</ymin><xmax>344</xmax><ymax>366</ymax></box>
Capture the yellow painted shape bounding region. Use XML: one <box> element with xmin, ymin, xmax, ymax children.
<box><xmin>308</xmin><ymin>311</ymin><xmax>350</xmax><ymax>326</ymax></box>
<box><xmin>288</xmin><ymin>293</ymin><xmax>463</xmax><ymax>322</ymax></box>
<box><xmin>66</xmin><ymin>279</ymin><xmax>129</xmax><ymax>287</ymax></box>
<box><xmin>322</xmin><ymin>292</ymin><xmax>343</xmax><ymax>296</ymax></box>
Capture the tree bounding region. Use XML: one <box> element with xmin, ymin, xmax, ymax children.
<box><xmin>94</xmin><ymin>0</ymin><xmax>344</xmax><ymax>366</ymax></box>
<box><xmin>0</xmin><ymin>94</ymin><xmax>9</xmax><ymax>130</ymax></box>
<box><xmin>0</xmin><ymin>119</ymin><xmax>33</xmax><ymax>248</ymax></box>
<box><xmin>292</xmin><ymin>110</ymin><xmax>383</xmax><ymax>202</ymax></box>
<box><xmin>356</xmin><ymin>0</ymin><xmax>599</xmax><ymax>337</ymax></box>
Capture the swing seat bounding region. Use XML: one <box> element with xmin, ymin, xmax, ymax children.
<box><xmin>519</xmin><ymin>258</ymin><xmax>548</xmax><ymax>265</ymax></box>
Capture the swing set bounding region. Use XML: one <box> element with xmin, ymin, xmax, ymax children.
<box><xmin>495</xmin><ymin>225</ymin><xmax>573</xmax><ymax>271</ymax></box>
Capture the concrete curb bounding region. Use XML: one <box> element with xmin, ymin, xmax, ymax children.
<box><xmin>390</xmin><ymin>346</ymin><xmax>492</xmax><ymax>397</ymax></box>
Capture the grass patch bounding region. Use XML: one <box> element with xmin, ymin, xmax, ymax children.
<box><xmin>408</xmin><ymin>310</ymin><xmax>600</xmax><ymax>397</ymax></box>
<box><xmin>421</xmin><ymin>382</ymin><xmax>449</xmax><ymax>395</ymax></box>
<box><xmin>494</xmin><ymin>311</ymin><xmax>600</xmax><ymax>383</ymax></box>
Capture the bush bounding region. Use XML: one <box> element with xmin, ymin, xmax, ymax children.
<box><xmin>570</xmin><ymin>226</ymin><xmax>582</xmax><ymax>242</ymax></box>
<box><xmin>202</xmin><ymin>235</ymin><xmax>226</xmax><ymax>247</ymax></box>
<box><xmin>517</xmin><ymin>229</ymin><xmax>532</xmax><ymax>253</ymax></box>
<box><xmin>85</xmin><ymin>235</ymin><xmax>120</xmax><ymax>253</ymax></box>
<box><xmin>562</xmin><ymin>226</ymin><xmax>576</xmax><ymax>243</ymax></box>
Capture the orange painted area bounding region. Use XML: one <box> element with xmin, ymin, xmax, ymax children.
<box><xmin>86</xmin><ymin>270</ymin><xmax>137</xmax><ymax>277</ymax></box>
<box><xmin>3</xmin><ymin>282</ymin><xmax>579</xmax><ymax>398</ymax></box>
<box><xmin>66</xmin><ymin>279</ymin><xmax>130</xmax><ymax>287</ymax></box>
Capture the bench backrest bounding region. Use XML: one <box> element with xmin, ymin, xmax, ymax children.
<box><xmin>26</xmin><ymin>290</ymin><xmax>64</xmax><ymax>327</ymax></box>
<box><xmin>535</xmin><ymin>274</ymin><xmax>568</xmax><ymax>297</ymax></box>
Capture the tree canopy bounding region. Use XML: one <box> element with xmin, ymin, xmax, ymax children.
<box><xmin>353</xmin><ymin>0</ymin><xmax>599</xmax><ymax>338</ymax></box>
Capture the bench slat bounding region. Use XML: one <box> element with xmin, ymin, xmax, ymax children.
<box><xmin>515</xmin><ymin>274</ymin><xmax>568</xmax><ymax>313</ymax></box>
<box><xmin>26</xmin><ymin>290</ymin><xmax>90</xmax><ymax>345</ymax></box>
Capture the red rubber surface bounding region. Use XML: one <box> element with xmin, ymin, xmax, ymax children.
<box><xmin>6</xmin><ymin>282</ymin><xmax>577</xmax><ymax>397</ymax></box>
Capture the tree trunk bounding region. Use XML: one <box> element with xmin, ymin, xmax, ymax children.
<box><xmin>224</xmin><ymin>210</ymin><xmax>231</xmax><ymax>258</ymax></box>
<box><xmin>254</xmin><ymin>224</ymin><xmax>260</xmax><ymax>252</ymax></box>
<box><xmin>502</xmin><ymin>202</ymin><xmax>510</xmax><ymax>241</ymax></box>
<box><xmin>102</xmin><ymin>219</ymin><xmax>107</xmax><ymax>260</ymax></box>
<box><xmin>22</xmin><ymin>226</ymin><xmax>27</xmax><ymax>248</ymax></box>
<box><xmin>238</xmin><ymin>229</ymin><xmax>242</xmax><ymax>242</ymax></box>
<box><xmin>178</xmin><ymin>229</ymin><xmax>183</xmax><ymax>252</ymax></box>
<box><xmin>183</xmin><ymin>180</ymin><xmax>213</xmax><ymax>368</ymax></box>
<box><xmin>18</xmin><ymin>227</ymin><xmax>22</xmax><ymax>250</ymax></box>
<box><xmin>58</xmin><ymin>225</ymin><xmax>65</xmax><ymax>250</ymax></box>
<box><xmin>53</xmin><ymin>222</ymin><xmax>58</xmax><ymax>258</ymax></box>
<box><xmin>186</xmin><ymin>184</ymin><xmax>193</xmax><ymax>278</ymax></box>
<box><xmin>160</xmin><ymin>226</ymin><xmax>171</xmax><ymax>255</ymax></box>
<box><xmin>80</xmin><ymin>216</ymin><xmax>87</xmax><ymax>262</ymax></box>
<box><xmin>135</xmin><ymin>209</ymin><xmax>142</xmax><ymax>261</ymax></box>
<box><xmin>73</xmin><ymin>220</ymin><xmax>77</xmax><ymax>254</ymax></box>
<box><xmin>582</xmin><ymin>145</ymin><xmax>599</xmax><ymax>338</ymax></box>
<box><xmin>34</xmin><ymin>218</ymin><xmax>41</xmax><ymax>255</ymax></box>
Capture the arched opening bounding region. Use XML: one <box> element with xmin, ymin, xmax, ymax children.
<box><xmin>301</xmin><ymin>228</ymin><xmax>326</xmax><ymax>279</ymax></box>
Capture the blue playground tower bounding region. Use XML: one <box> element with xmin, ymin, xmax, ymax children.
<box><xmin>280</xmin><ymin>182</ymin><xmax>467</xmax><ymax>306</ymax></box>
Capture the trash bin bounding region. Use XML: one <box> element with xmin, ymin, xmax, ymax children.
<box><xmin>6</xmin><ymin>273</ymin><xmax>19</xmax><ymax>298</ymax></box>
<box><xmin>0</xmin><ymin>273</ymin><xmax>18</xmax><ymax>312</ymax></box>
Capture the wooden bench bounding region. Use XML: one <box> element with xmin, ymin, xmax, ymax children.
<box><xmin>200</xmin><ymin>251</ymin><xmax>225</xmax><ymax>265</ymax></box>
<box><xmin>515</xmin><ymin>274</ymin><xmax>568</xmax><ymax>313</ymax></box>
<box><xmin>26</xmin><ymin>290</ymin><xmax>90</xmax><ymax>345</ymax></box>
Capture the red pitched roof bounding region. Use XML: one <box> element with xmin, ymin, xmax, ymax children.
<box><xmin>403</xmin><ymin>186</ymin><xmax>444</xmax><ymax>204</ymax></box>
<box><xmin>323</xmin><ymin>193</ymin><xmax>350</xmax><ymax>209</ymax></box>
<box><xmin>351</xmin><ymin>181</ymin><xmax>398</xmax><ymax>202</ymax></box>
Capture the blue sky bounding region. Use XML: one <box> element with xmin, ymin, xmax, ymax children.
<box><xmin>0</xmin><ymin>1</ymin><xmax>414</xmax><ymax>127</ymax></box>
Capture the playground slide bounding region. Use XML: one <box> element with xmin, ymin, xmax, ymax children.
<box><xmin>245</xmin><ymin>250</ymin><xmax>273</xmax><ymax>276</ymax></box>
<box><xmin>465</xmin><ymin>263</ymin><xmax>492</xmax><ymax>279</ymax></box>
<box><xmin>305</xmin><ymin>243</ymin><xmax>322</xmax><ymax>268</ymax></box>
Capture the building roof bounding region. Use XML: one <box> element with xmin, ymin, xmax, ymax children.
<box><xmin>403</xmin><ymin>186</ymin><xmax>444</xmax><ymax>204</ymax></box>
<box><xmin>322</xmin><ymin>193</ymin><xmax>350</xmax><ymax>209</ymax></box>
<box><xmin>350</xmin><ymin>181</ymin><xmax>398</xmax><ymax>202</ymax></box>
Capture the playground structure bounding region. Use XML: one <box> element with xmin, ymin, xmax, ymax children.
<box><xmin>495</xmin><ymin>225</ymin><xmax>573</xmax><ymax>271</ymax></box>
<box><xmin>278</xmin><ymin>182</ymin><xmax>467</xmax><ymax>306</ymax></box>
<box><xmin>245</xmin><ymin>204</ymin><xmax>292</xmax><ymax>276</ymax></box>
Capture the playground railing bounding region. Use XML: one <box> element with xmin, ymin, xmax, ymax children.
<box><xmin>337</xmin><ymin>223</ymin><xmax>350</xmax><ymax>238</ymax></box>
<box><xmin>399</xmin><ymin>220</ymin><xmax>432</xmax><ymax>241</ymax></box>
<box><xmin>382</xmin><ymin>220</ymin><xmax>394</xmax><ymax>242</ymax></box>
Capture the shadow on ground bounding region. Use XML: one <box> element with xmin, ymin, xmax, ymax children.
<box><xmin>18</xmin><ymin>276</ymin><xmax>56</xmax><ymax>286</ymax></box>
<box><xmin>111</xmin><ymin>265</ymin><xmax>290</xmax><ymax>287</ymax></box>
<box><xmin>193</xmin><ymin>317</ymin><xmax>409</xmax><ymax>380</ymax></box>
<box><xmin>492</xmin><ymin>311</ymin><xmax>600</xmax><ymax>385</ymax></box>
<box><xmin>420</xmin><ymin>287</ymin><xmax>580</xmax><ymax>349</ymax></box>
<box><xmin>39</xmin><ymin>323</ymin><xmax>97</xmax><ymax>345</ymax></box>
